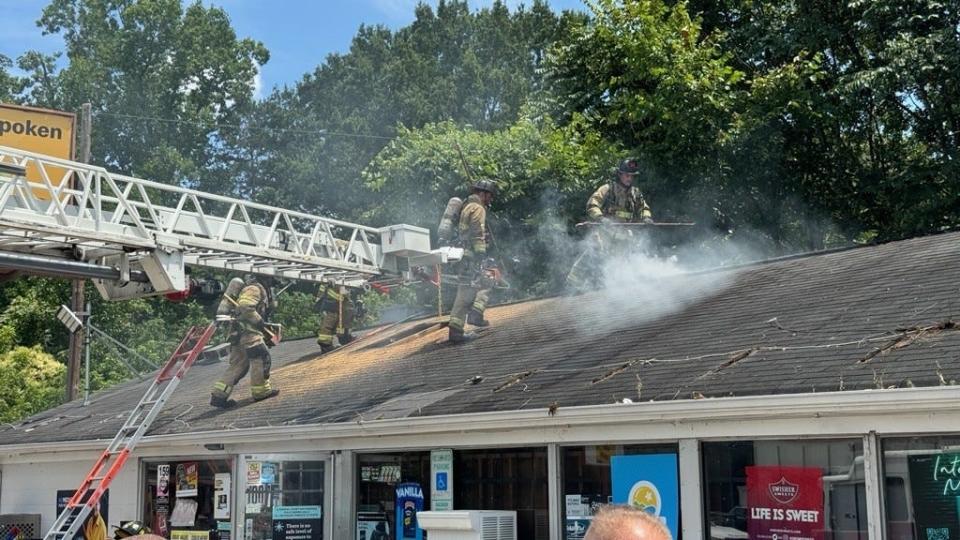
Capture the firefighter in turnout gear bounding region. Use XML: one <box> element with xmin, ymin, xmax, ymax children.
<box><xmin>210</xmin><ymin>275</ymin><xmax>281</xmax><ymax>407</ymax></box>
<box><xmin>315</xmin><ymin>283</ymin><xmax>357</xmax><ymax>353</ymax></box>
<box><xmin>449</xmin><ymin>179</ymin><xmax>497</xmax><ymax>343</ymax></box>
<box><xmin>566</xmin><ymin>158</ymin><xmax>653</xmax><ymax>290</ymax></box>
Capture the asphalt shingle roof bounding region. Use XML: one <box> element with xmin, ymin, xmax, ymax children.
<box><xmin>5</xmin><ymin>232</ymin><xmax>960</xmax><ymax>445</ymax></box>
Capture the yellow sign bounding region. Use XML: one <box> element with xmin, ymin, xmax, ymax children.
<box><xmin>171</xmin><ymin>531</ymin><xmax>209</xmax><ymax>540</ymax></box>
<box><xmin>0</xmin><ymin>103</ymin><xmax>75</xmax><ymax>199</ymax></box>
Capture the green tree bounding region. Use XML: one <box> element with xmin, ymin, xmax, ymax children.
<box><xmin>0</xmin><ymin>54</ymin><xmax>27</xmax><ymax>101</ymax></box>
<box><xmin>686</xmin><ymin>0</ymin><xmax>960</xmax><ymax>242</ymax></box>
<box><xmin>234</xmin><ymin>0</ymin><xmax>582</xmax><ymax>219</ymax></box>
<box><xmin>543</xmin><ymin>0</ymin><xmax>863</xmax><ymax>251</ymax></box>
<box><xmin>547</xmin><ymin>0</ymin><xmax>742</xmax><ymax>161</ymax></box>
<box><xmin>0</xmin><ymin>0</ymin><xmax>269</xmax><ymax>406</ymax></box>
<box><xmin>26</xmin><ymin>0</ymin><xmax>268</xmax><ymax>192</ymax></box>
<box><xmin>0</xmin><ymin>275</ymin><xmax>208</xmax><ymax>393</ymax></box>
<box><xmin>0</xmin><ymin>345</ymin><xmax>65</xmax><ymax>423</ymax></box>
<box><xmin>364</xmin><ymin>115</ymin><xmax>621</xmax><ymax>294</ymax></box>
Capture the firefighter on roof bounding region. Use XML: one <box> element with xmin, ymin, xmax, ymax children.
<box><xmin>566</xmin><ymin>158</ymin><xmax>654</xmax><ymax>290</ymax></box>
<box><xmin>210</xmin><ymin>274</ymin><xmax>281</xmax><ymax>407</ymax></box>
<box><xmin>314</xmin><ymin>283</ymin><xmax>357</xmax><ymax>353</ymax></box>
<box><xmin>448</xmin><ymin>179</ymin><xmax>498</xmax><ymax>343</ymax></box>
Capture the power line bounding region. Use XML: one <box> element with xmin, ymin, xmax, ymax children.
<box><xmin>96</xmin><ymin>111</ymin><xmax>396</xmax><ymax>141</ymax></box>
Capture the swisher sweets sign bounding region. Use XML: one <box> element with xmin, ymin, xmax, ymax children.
<box><xmin>747</xmin><ymin>466</ymin><xmax>824</xmax><ymax>540</ymax></box>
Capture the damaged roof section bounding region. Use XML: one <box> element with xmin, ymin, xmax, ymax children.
<box><xmin>5</xmin><ymin>232</ymin><xmax>960</xmax><ymax>445</ymax></box>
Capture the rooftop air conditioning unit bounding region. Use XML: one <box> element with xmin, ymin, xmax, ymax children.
<box><xmin>0</xmin><ymin>514</ymin><xmax>41</xmax><ymax>540</ymax></box>
<box><xmin>417</xmin><ymin>510</ymin><xmax>517</xmax><ymax>540</ymax></box>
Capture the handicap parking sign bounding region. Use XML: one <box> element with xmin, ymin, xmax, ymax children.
<box><xmin>436</xmin><ymin>472</ymin><xmax>448</xmax><ymax>491</ymax></box>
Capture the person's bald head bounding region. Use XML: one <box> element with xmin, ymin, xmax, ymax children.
<box><xmin>584</xmin><ymin>505</ymin><xmax>672</xmax><ymax>540</ymax></box>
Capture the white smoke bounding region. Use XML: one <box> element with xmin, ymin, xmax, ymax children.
<box><xmin>542</xmin><ymin>217</ymin><xmax>766</xmax><ymax>334</ymax></box>
<box><xmin>593</xmin><ymin>234</ymin><xmax>757</xmax><ymax>331</ymax></box>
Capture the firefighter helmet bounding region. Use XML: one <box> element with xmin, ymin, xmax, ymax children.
<box><xmin>472</xmin><ymin>178</ymin><xmax>498</xmax><ymax>195</ymax></box>
<box><xmin>113</xmin><ymin>521</ymin><xmax>151</xmax><ymax>539</ymax></box>
<box><xmin>617</xmin><ymin>158</ymin><xmax>641</xmax><ymax>175</ymax></box>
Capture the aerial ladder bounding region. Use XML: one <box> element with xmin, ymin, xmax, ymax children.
<box><xmin>0</xmin><ymin>145</ymin><xmax>455</xmax><ymax>540</ymax></box>
<box><xmin>0</xmin><ymin>145</ymin><xmax>453</xmax><ymax>297</ymax></box>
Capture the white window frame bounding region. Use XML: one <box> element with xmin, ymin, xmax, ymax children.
<box><xmin>236</xmin><ymin>452</ymin><xmax>333</xmax><ymax>540</ymax></box>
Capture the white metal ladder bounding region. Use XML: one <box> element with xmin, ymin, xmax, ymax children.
<box><xmin>0</xmin><ymin>145</ymin><xmax>386</xmax><ymax>288</ymax></box>
<box><xmin>44</xmin><ymin>323</ymin><xmax>217</xmax><ymax>540</ymax></box>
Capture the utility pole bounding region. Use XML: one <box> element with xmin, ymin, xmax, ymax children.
<box><xmin>66</xmin><ymin>103</ymin><xmax>92</xmax><ymax>401</ymax></box>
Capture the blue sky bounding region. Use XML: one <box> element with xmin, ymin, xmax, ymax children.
<box><xmin>1</xmin><ymin>0</ymin><xmax>586</xmax><ymax>98</ymax></box>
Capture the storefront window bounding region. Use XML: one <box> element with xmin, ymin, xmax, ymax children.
<box><xmin>357</xmin><ymin>452</ymin><xmax>431</xmax><ymax>540</ymax></box>
<box><xmin>243</xmin><ymin>460</ymin><xmax>325</xmax><ymax>540</ymax></box>
<box><xmin>882</xmin><ymin>435</ymin><xmax>960</xmax><ymax>539</ymax></box>
<box><xmin>356</xmin><ymin>448</ymin><xmax>547</xmax><ymax>539</ymax></box>
<box><xmin>702</xmin><ymin>439</ymin><xmax>866</xmax><ymax>540</ymax></box>
<box><xmin>142</xmin><ymin>459</ymin><xmax>234</xmax><ymax>540</ymax></box>
<box><xmin>561</xmin><ymin>444</ymin><xmax>680</xmax><ymax>540</ymax></box>
<box><xmin>455</xmin><ymin>447</ymin><xmax>549</xmax><ymax>540</ymax></box>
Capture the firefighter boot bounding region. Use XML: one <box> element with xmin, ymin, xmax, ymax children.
<box><xmin>338</xmin><ymin>332</ymin><xmax>355</xmax><ymax>346</ymax></box>
<box><xmin>210</xmin><ymin>395</ymin><xmax>237</xmax><ymax>408</ymax></box>
<box><xmin>253</xmin><ymin>388</ymin><xmax>280</xmax><ymax>402</ymax></box>
<box><xmin>449</xmin><ymin>326</ymin><xmax>476</xmax><ymax>344</ymax></box>
<box><xmin>466</xmin><ymin>309</ymin><xmax>489</xmax><ymax>327</ymax></box>
<box><xmin>317</xmin><ymin>334</ymin><xmax>336</xmax><ymax>353</ymax></box>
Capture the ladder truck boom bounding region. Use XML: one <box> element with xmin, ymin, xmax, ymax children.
<box><xmin>0</xmin><ymin>145</ymin><xmax>455</xmax><ymax>299</ymax></box>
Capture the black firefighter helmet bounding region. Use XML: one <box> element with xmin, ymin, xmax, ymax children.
<box><xmin>471</xmin><ymin>178</ymin><xmax>498</xmax><ymax>196</ymax></box>
<box><xmin>617</xmin><ymin>157</ymin><xmax>641</xmax><ymax>175</ymax></box>
<box><xmin>113</xmin><ymin>521</ymin><xmax>151</xmax><ymax>539</ymax></box>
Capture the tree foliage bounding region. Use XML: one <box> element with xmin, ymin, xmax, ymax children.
<box><xmin>26</xmin><ymin>0</ymin><xmax>268</xmax><ymax>191</ymax></box>
<box><xmin>364</xmin><ymin>115</ymin><xmax>622</xmax><ymax>294</ymax></box>
<box><xmin>0</xmin><ymin>344</ymin><xmax>65</xmax><ymax>423</ymax></box>
<box><xmin>232</xmin><ymin>0</ymin><xmax>582</xmax><ymax>218</ymax></box>
<box><xmin>684</xmin><ymin>0</ymin><xmax>960</xmax><ymax>241</ymax></box>
<box><xmin>0</xmin><ymin>0</ymin><xmax>268</xmax><ymax>410</ymax></box>
<box><xmin>3</xmin><ymin>0</ymin><xmax>960</xmax><ymax>414</ymax></box>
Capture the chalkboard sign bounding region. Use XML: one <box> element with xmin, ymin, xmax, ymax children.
<box><xmin>907</xmin><ymin>454</ymin><xmax>960</xmax><ymax>538</ymax></box>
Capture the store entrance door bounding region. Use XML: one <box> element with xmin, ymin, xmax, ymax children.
<box><xmin>238</xmin><ymin>454</ymin><xmax>332</xmax><ymax>540</ymax></box>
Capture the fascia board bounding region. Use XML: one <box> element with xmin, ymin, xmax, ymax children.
<box><xmin>3</xmin><ymin>386</ymin><xmax>960</xmax><ymax>458</ymax></box>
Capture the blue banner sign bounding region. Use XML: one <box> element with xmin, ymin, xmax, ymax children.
<box><xmin>611</xmin><ymin>454</ymin><xmax>679</xmax><ymax>539</ymax></box>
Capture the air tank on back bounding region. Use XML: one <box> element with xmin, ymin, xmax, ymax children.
<box><xmin>215</xmin><ymin>277</ymin><xmax>246</xmax><ymax>320</ymax></box>
<box><xmin>437</xmin><ymin>197</ymin><xmax>463</xmax><ymax>246</ymax></box>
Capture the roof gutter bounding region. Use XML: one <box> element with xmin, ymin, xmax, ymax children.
<box><xmin>5</xmin><ymin>386</ymin><xmax>960</xmax><ymax>456</ymax></box>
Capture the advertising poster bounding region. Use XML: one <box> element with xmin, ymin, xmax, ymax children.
<box><xmin>218</xmin><ymin>520</ymin><xmax>232</xmax><ymax>540</ymax></box>
<box><xmin>261</xmin><ymin>462</ymin><xmax>277</xmax><ymax>485</ymax></box>
<box><xmin>430</xmin><ymin>449</ymin><xmax>454</xmax><ymax>510</ymax></box>
<box><xmin>564</xmin><ymin>517</ymin><xmax>591</xmax><ymax>540</ymax></box>
<box><xmin>611</xmin><ymin>454</ymin><xmax>679</xmax><ymax>540</ymax></box>
<box><xmin>247</xmin><ymin>462</ymin><xmax>262</xmax><ymax>486</ymax></box>
<box><xmin>214</xmin><ymin>472</ymin><xmax>232</xmax><ymax>520</ymax></box>
<box><xmin>153</xmin><ymin>463</ymin><xmax>170</xmax><ymax>536</ymax></box>
<box><xmin>171</xmin><ymin>498</ymin><xmax>198</xmax><ymax>527</ymax></box>
<box><xmin>156</xmin><ymin>464</ymin><xmax>171</xmax><ymax>536</ymax></box>
<box><xmin>177</xmin><ymin>462</ymin><xmax>199</xmax><ymax>497</ymax></box>
<box><xmin>272</xmin><ymin>506</ymin><xmax>322</xmax><ymax>540</ymax></box>
<box><xmin>394</xmin><ymin>483</ymin><xmax>424</xmax><ymax>540</ymax></box>
<box><xmin>907</xmin><ymin>454</ymin><xmax>960</xmax><ymax>537</ymax></box>
<box><xmin>746</xmin><ymin>465</ymin><xmax>824</xmax><ymax>540</ymax></box>
<box><xmin>357</xmin><ymin>518</ymin><xmax>389</xmax><ymax>540</ymax></box>
<box><xmin>56</xmin><ymin>490</ymin><xmax>109</xmax><ymax>540</ymax></box>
